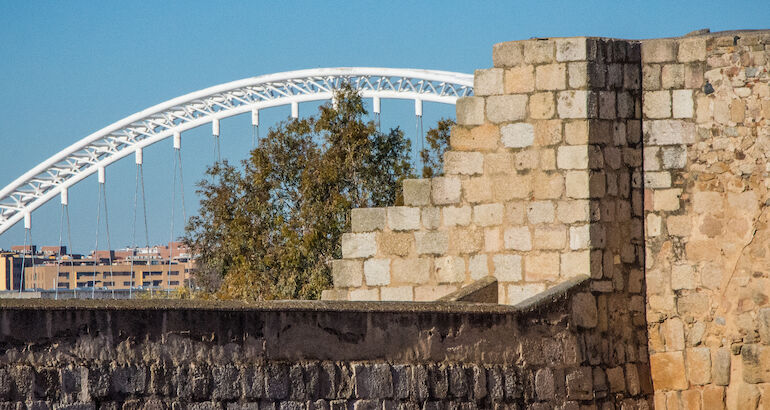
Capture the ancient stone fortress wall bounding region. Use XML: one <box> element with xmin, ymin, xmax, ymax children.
<box><xmin>328</xmin><ymin>30</ymin><xmax>770</xmax><ymax>409</ymax></box>
<box><xmin>0</xmin><ymin>284</ymin><xmax>650</xmax><ymax>409</ymax></box>
<box><xmin>641</xmin><ymin>32</ymin><xmax>770</xmax><ymax>409</ymax></box>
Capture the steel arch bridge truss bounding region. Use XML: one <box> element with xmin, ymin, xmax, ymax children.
<box><xmin>0</xmin><ymin>67</ymin><xmax>473</xmax><ymax>235</ymax></box>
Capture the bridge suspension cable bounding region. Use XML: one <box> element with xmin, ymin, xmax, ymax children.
<box><xmin>0</xmin><ymin>67</ymin><xmax>473</xmax><ymax>238</ymax></box>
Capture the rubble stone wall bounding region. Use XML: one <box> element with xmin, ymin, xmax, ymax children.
<box><xmin>642</xmin><ymin>32</ymin><xmax>770</xmax><ymax>409</ymax></box>
<box><xmin>0</xmin><ymin>284</ymin><xmax>652</xmax><ymax>409</ymax></box>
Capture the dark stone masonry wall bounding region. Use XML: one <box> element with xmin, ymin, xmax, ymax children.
<box><xmin>0</xmin><ymin>277</ymin><xmax>652</xmax><ymax>410</ymax></box>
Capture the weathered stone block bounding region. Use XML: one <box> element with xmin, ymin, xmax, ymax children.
<box><xmin>492</xmin><ymin>254</ymin><xmax>522</xmax><ymax>282</ymax></box>
<box><xmin>456</xmin><ymin>97</ymin><xmax>485</xmax><ymax>126</ymax></box>
<box><xmin>354</xmin><ymin>364</ymin><xmax>393</xmax><ymax>399</ymax></box>
<box><xmin>534</xmin><ymin>368</ymin><xmax>554</xmax><ymax>400</ymax></box>
<box><xmin>557</xmin><ymin>145</ymin><xmax>588</xmax><ymax>169</ymax></box>
<box><xmin>468</xmin><ymin>254</ymin><xmax>488</xmax><ymax>280</ymax></box>
<box><xmin>643</xmin><ymin>91</ymin><xmax>671</xmax><ymax>119</ymax></box>
<box><xmin>486</xmin><ymin>95</ymin><xmax>527</xmax><ymax>123</ymax></box>
<box><xmin>536</xmin><ymin>64</ymin><xmax>566</xmax><ymax>90</ymax></box>
<box><xmin>533</xmin><ymin>172</ymin><xmax>564</xmax><ymax>199</ymax></box>
<box><xmin>558</xmin><ymin>90</ymin><xmax>594</xmax><ymax>119</ymax></box>
<box><xmin>524</xmin><ymin>40</ymin><xmax>554</xmax><ymax>64</ymax></box>
<box><xmin>504</xmin><ymin>226</ymin><xmax>532</xmax><ymax>251</ymax></box>
<box><xmin>712</xmin><ymin>348</ymin><xmax>731</xmax><ymax>386</ymax></box>
<box><xmin>677</xmin><ymin>37</ymin><xmax>706</xmax><ymax>62</ymax></box>
<box><xmin>448</xmin><ymin>227</ymin><xmax>483</xmax><ymax>254</ymax></box>
<box><xmin>349</xmin><ymin>288</ymin><xmax>379</xmax><ymax>301</ymax></box>
<box><xmin>414</xmin><ymin>232</ymin><xmax>449</xmax><ymax>255</ymax></box>
<box><xmin>493</xmin><ymin>42</ymin><xmax>524</xmax><ymax>67</ymax></box>
<box><xmin>561</xmin><ymin>251</ymin><xmax>590</xmax><ymax>278</ymax></box>
<box><xmin>529</xmin><ymin>92</ymin><xmax>555</xmax><ymax>119</ymax></box>
<box><xmin>378</xmin><ymin>232</ymin><xmax>413</xmax><ymax>256</ymax></box>
<box><xmin>332</xmin><ymin>260</ymin><xmax>363</xmax><ymax>288</ymax></box>
<box><xmin>463</xmin><ymin>177</ymin><xmax>493</xmax><ymax>203</ymax></box>
<box><xmin>533</xmin><ymin>226</ymin><xmax>566</xmax><ymax>250</ymax></box>
<box><xmin>742</xmin><ymin>344</ymin><xmax>770</xmax><ymax>383</ymax></box>
<box><xmin>342</xmin><ymin>233</ymin><xmax>377</xmax><ymax>258</ymax></box>
<box><xmin>442</xmin><ymin>205</ymin><xmax>471</xmax><ymax>227</ymax></box>
<box><xmin>556</xmin><ymin>38</ymin><xmax>587</xmax><ymax>62</ymax></box>
<box><xmin>686</xmin><ymin>347</ymin><xmax>711</xmax><ymax>385</ymax></box>
<box><xmin>450</xmin><ymin>124</ymin><xmax>499</xmax><ymax>151</ymax></box>
<box><xmin>387</xmin><ymin>207</ymin><xmax>421</xmax><ymax>231</ymax></box>
<box><xmin>444</xmin><ymin>152</ymin><xmax>483</xmax><ymax>175</ymax></box>
<box><xmin>650</xmin><ymin>352</ymin><xmax>688</xmax><ymax>390</ymax></box>
<box><xmin>672</xmin><ymin>89</ymin><xmax>693</xmax><ymax>118</ymax></box>
<box><xmin>435</xmin><ymin>256</ymin><xmax>466</xmax><ymax>283</ymax></box>
<box><xmin>643</xmin><ymin>120</ymin><xmax>696</xmax><ymax>145</ymax></box>
<box><xmin>524</xmin><ymin>252</ymin><xmax>559</xmax><ymax>282</ymax></box>
<box><xmin>265</xmin><ymin>364</ymin><xmax>290</xmax><ymax>400</ymax></box>
<box><xmin>391</xmin><ymin>258</ymin><xmax>431</xmax><ymax>284</ymax></box>
<box><xmin>364</xmin><ymin>258</ymin><xmax>390</xmax><ymax>286</ymax></box>
<box><xmin>472</xmin><ymin>203</ymin><xmax>503</xmax><ymax>227</ymax></box>
<box><xmin>566</xmin><ymin>367</ymin><xmax>592</xmax><ymax>400</ymax></box>
<box><xmin>661</xmin><ymin>64</ymin><xmax>684</xmax><ymax>89</ymax></box>
<box><xmin>421</xmin><ymin>207</ymin><xmax>440</xmax><ymax>230</ymax></box>
<box><xmin>431</xmin><ymin>177</ymin><xmax>462</xmax><ymax>205</ymax></box>
<box><xmin>527</xmin><ymin>201</ymin><xmax>555</xmax><ymax>224</ymax></box>
<box><xmin>402</xmin><ymin>179</ymin><xmax>431</xmax><ymax>207</ymax></box>
<box><xmin>557</xmin><ymin>200</ymin><xmax>590</xmax><ymax>223</ymax></box>
<box><xmin>504</xmin><ymin>65</ymin><xmax>534</xmax><ymax>93</ymax></box>
<box><xmin>212</xmin><ymin>365</ymin><xmax>240</xmax><ymax>400</ymax></box>
<box><xmin>641</xmin><ymin>39</ymin><xmax>677</xmax><ymax>63</ymax></box>
<box><xmin>474</xmin><ymin>69</ymin><xmax>504</xmax><ymax>96</ymax></box>
<box><xmin>501</xmin><ymin>123</ymin><xmax>534</xmax><ymax>148</ymax></box>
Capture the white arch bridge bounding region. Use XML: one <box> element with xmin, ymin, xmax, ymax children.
<box><xmin>0</xmin><ymin>67</ymin><xmax>473</xmax><ymax>236</ymax></box>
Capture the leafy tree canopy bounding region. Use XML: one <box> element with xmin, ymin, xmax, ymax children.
<box><xmin>184</xmin><ymin>85</ymin><xmax>452</xmax><ymax>300</ymax></box>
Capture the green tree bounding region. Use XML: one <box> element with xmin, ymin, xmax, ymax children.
<box><xmin>420</xmin><ymin>118</ymin><xmax>454</xmax><ymax>178</ymax></box>
<box><xmin>184</xmin><ymin>85</ymin><xmax>416</xmax><ymax>301</ymax></box>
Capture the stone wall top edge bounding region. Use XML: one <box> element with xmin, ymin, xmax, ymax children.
<box><xmin>0</xmin><ymin>298</ymin><xmax>526</xmax><ymax>315</ymax></box>
<box><xmin>492</xmin><ymin>28</ymin><xmax>770</xmax><ymax>47</ymax></box>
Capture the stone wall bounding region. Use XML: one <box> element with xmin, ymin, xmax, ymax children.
<box><xmin>641</xmin><ymin>32</ymin><xmax>770</xmax><ymax>409</ymax></box>
<box><xmin>326</xmin><ymin>37</ymin><xmax>645</xmax><ymax>308</ymax></box>
<box><xmin>327</xmin><ymin>30</ymin><xmax>770</xmax><ymax>408</ymax></box>
<box><xmin>0</xmin><ymin>282</ymin><xmax>652</xmax><ymax>409</ymax></box>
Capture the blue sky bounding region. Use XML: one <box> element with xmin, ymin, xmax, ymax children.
<box><xmin>0</xmin><ymin>0</ymin><xmax>767</xmax><ymax>252</ymax></box>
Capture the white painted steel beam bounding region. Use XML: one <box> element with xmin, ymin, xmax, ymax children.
<box><xmin>0</xmin><ymin>67</ymin><xmax>473</xmax><ymax>235</ymax></box>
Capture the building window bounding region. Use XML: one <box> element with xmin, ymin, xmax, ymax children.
<box><xmin>58</xmin><ymin>283</ymin><xmax>70</xmax><ymax>289</ymax></box>
<box><xmin>58</xmin><ymin>272</ymin><xmax>69</xmax><ymax>278</ymax></box>
<box><xmin>169</xmin><ymin>271</ymin><xmax>179</xmax><ymax>276</ymax></box>
<box><xmin>169</xmin><ymin>281</ymin><xmax>179</xmax><ymax>286</ymax></box>
<box><xmin>103</xmin><ymin>282</ymin><xmax>114</xmax><ymax>287</ymax></box>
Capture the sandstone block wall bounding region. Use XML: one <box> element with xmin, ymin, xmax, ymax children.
<box><xmin>326</xmin><ymin>37</ymin><xmax>645</xmax><ymax>310</ymax></box>
<box><xmin>642</xmin><ymin>32</ymin><xmax>770</xmax><ymax>409</ymax></box>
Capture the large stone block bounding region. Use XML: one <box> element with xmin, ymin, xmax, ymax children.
<box><xmin>486</xmin><ymin>95</ymin><xmax>528</xmax><ymax>123</ymax></box>
<box><xmin>332</xmin><ymin>260</ymin><xmax>363</xmax><ymax>288</ymax></box>
<box><xmin>556</xmin><ymin>38</ymin><xmax>587</xmax><ymax>62</ymax></box>
<box><xmin>535</xmin><ymin>64</ymin><xmax>567</xmax><ymax>90</ymax></box>
<box><xmin>492</xmin><ymin>254</ymin><xmax>522</xmax><ymax>282</ymax></box>
<box><xmin>529</xmin><ymin>92</ymin><xmax>555</xmax><ymax>119</ymax></box>
<box><xmin>504</xmin><ymin>65</ymin><xmax>534</xmax><ymax>93</ymax></box>
<box><xmin>557</xmin><ymin>145</ymin><xmax>589</xmax><ymax>169</ymax></box>
<box><xmin>504</xmin><ymin>226</ymin><xmax>532</xmax><ymax>251</ymax></box>
<box><xmin>493</xmin><ymin>41</ymin><xmax>524</xmax><ymax>67</ymax></box>
<box><xmin>353</xmin><ymin>364</ymin><xmax>393</xmax><ymax>399</ymax></box>
<box><xmin>450</xmin><ymin>124</ymin><xmax>500</xmax><ymax>151</ymax></box>
<box><xmin>561</xmin><ymin>250</ymin><xmax>590</xmax><ymax>278</ymax></box>
<box><xmin>378</xmin><ymin>232</ymin><xmax>413</xmax><ymax>256</ymax></box>
<box><xmin>449</xmin><ymin>227</ymin><xmax>483</xmax><ymax>254</ymax></box>
<box><xmin>364</xmin><ymin>258</ymin><xmax>390</xmax><ymax>286</ymax></box>
<box><xmin>402</xmin><ymin>179</ymin><xmax>431</xmax><ymax>206</ymax></box>
<box><xmin>501</xmin><ymin>123</ymin><xmax>535</xmax><ymax>148</ymax></box>
<box><xmin>472</xmin><ymin>203</ymin><xmax>504</xmax><ymax>227</ymax></box>
<box><xmin>527</xmin><ymin>201</ymin><xmax>555</xmax><ymax>224</ymax></box>
<box><xmin>342</xmin><ymin>233</ymin><xmax>377</xmax><ymax>258</ymax></box>
<box><xmin>414</xmin><ymin>232</ymin><xmax>449</xmax><ymax>255</ymax></box>
<box><xmin>677</xmin><ymin>37</ymin><xmax>706</xmax><ymax>62</ymax></box>
<box><xmin>524</xmin><ymin>252</ymin><xmax>559</xmax><ymax>282</ymax></box>
<box><xmin>436</xmin><ymin>256</ymin><xmax>465</xmax><ymax>283</ymax></box>
<box><xmin>456</xmin><ymin>97</ymin><xmax>485</xmax><ymax>126</ymax></box>
<box><xmin>380</xmin><ymin>286</ymin><xmax>414</xmax><ymax>301</ymax></box>
<box><xmin>351</xmin><ymin>208</ymin><xmax>386</xmax><ymax>233</ymax></box>
<box><xmin>641</xmin><ymin>39</ymin><xmax>677</xmax><ymax>63</ymax></box>
<box><xmin>524</xmin><ymin>40</ymin><xmax>554</xmax><ymax>64</ymax></box>
<box><xmin>442</xmin><ymin>205</ymin><xmax>471</xmax><ymax>227</ymax></box>
<box><xmin>387</xmin><ymin>207</ymin><xmax>421</xmax><ymax>231</ymax></box>
<box><xmin>474</xmin><ymin>68</ymin><xmax>504</xmax><ymax>96</ymax></box>
<box><xmin>444</xmin><ymin>151</ymin><xmax>483</xmax><ymax>175</ymax></box>
<box><xmin>391</xmin><ymin>258</ymin><xmax>431</xmax><ymax>284</ymax></box>
<box><xmin>649</xmin><ymin>352</ymin><xmax>688</xmax><ymax>390</ymax></box>
<box><xmin>507</xmin><ymin>283</ymin><xmax>546</xmax><ymax>304</ymax></box>
<box><xmin>533</xmin><ymin>226</ymin><xmax>567</xmax><ymax>250</ymax></box>
<box><xmin>431</xmin><ymin>177</ymin><xmax>462</xmax><ymax>205</ymax></box>
<box><xmin>643</xmin><ymin>120</ymin><xmax>696</xmax><ymax>145</ymax></box>
<box><xmin>686</xmin><ymin>348</ymin><xmax>711</xmax><ymax>385</ymax></box>
<box><xmin>557</xmin><ymin>90</ymin><xmax>590</xmax><ymax>118</ymax></box>
<box><xmin>742</xmin><ymin>344</ymin><xmax>770</xmax><ymax>383</ymax></box>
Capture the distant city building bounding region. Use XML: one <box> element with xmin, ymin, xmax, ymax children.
<box><xmin>0</xmin><ymin>242</ymin><xmax>196</xmax><ymax>292</ymax></box>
